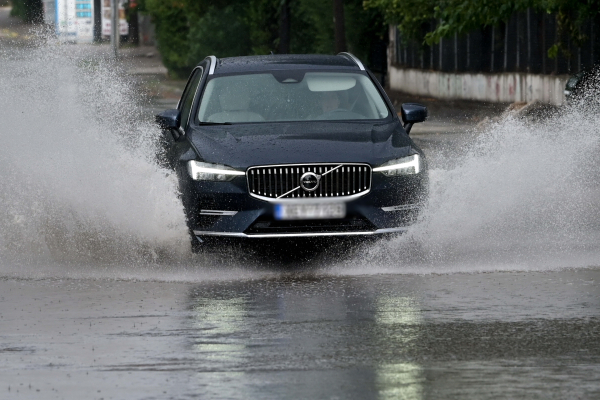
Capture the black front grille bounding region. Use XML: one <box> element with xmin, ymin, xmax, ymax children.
<box><xmin>245</xmin><ymin>215</ymin><xmax>376</xmax><ymax>234</ymax></box>
<box><xmin>247</xmin><ymin>163</ymin><xmax>371</xmax><ymax>200</ymax></box>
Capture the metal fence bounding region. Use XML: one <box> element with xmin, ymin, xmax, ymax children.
<box><xmin>393</xmin><ymin>9</ymin><xmax>598</xmax><ymax>75</ymax></box>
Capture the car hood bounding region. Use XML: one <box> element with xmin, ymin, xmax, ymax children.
<box><xmin>187</xmin><ymin>121</ymin><xmax>416</xmax><ymax>169</ymax></box>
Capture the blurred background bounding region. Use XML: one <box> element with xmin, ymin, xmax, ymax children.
<box><xmin>5</xmin><ymin>0</ymin><xmax>600</xmax><ymax>103</ymax></box>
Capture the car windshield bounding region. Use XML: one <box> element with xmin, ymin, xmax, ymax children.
<box><xmin>197</xmin><ymin>72</ymin><xmax>390</xmax><ymax>123</ymax></box>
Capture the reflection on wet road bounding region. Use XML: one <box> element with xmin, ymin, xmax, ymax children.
<box><xmin>1</xmin><ymin>269</ymin><xmax>599</xmax><ymax>399</ymax></box>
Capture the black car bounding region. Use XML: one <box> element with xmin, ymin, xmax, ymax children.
<box><xmin>564</xmin><ymin>66</ymin><xmax>599</xmax><ymax>102</ymax></box>
<box><xmin>156</xmin><ymin>53</ymin><xmax>428</xmax><ymax>250</ymax></box>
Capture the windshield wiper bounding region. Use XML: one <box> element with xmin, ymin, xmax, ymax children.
<box><xmin>197</xmin><ymin>121</ymin><xmax>233</xmax><ymax>125</ymax></box>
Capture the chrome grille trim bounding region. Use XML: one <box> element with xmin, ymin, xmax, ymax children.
<box><xmin>247</xmin><ymin>163</ymin><xmax>372</xmax><ymax>202</ymax></box>
<box><xmin>199</xmin><ymin>210</ymin><xmax>238</xmax><ymax>216</ymax></box>
<box><xmin>381</xmin><ymin>204</ymin><xmax>421</xmax><ymax>212</ymax></box>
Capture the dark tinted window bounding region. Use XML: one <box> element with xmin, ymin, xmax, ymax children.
<box><xmin>179</xmin><ymin>67</ymin><xmax>204</xmax><ymax>128</ymax></box>
<box><xmin>197</xmin><ymin>72</ymin><xmax>389</xmax><ymax>123</ymax></box>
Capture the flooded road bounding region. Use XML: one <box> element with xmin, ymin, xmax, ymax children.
<box><xmin>1</xmin><ymin>269</ymin><xmax>599</xmax><ymax>399</ymax></box>
<box><xmin>1</xmin><ymin>15</ymin><xmax>600</xmax><ymax>398</ymax></box>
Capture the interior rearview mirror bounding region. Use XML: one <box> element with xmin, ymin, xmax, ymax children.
<box><xmin>400</xmin><ymin>103</ymin><xmax>428</xmax><ymax>134</ymax></box>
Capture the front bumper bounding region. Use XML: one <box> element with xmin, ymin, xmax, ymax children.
<box><xmin>193</xmin><ymin>227</ymin><xmax>410</xmax><ymax>238</ymax></box>
<box><xmin>179</xmin><ymin>170</ymin><xmax>427</xmax><ymax>239</ymax></box>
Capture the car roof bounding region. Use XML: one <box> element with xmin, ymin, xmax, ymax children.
<box><xmin>206</xmin><ymin>54</ymin><xmax>365</xmax><ymax>75</ymax></box>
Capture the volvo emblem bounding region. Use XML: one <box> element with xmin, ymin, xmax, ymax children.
<box><xmin>300</xmin><ymin>172</ymin><xmax>320</xmax><ymax>192</ymax></box>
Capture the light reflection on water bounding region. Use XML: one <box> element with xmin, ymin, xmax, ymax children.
<box><xmin>185</xmin><ymin>280</ymin><xmax>429</xmax><ymax>399</ymax></box>
<box><xmin>181</xmin><ymin>273</ymin><xmax>600</xmax><ymax>399</ymax></box>
<box><xmin>375</xmin><ymin>363</ymin><xmax>424</xmax><ymax>400</ymax></box>
<box><xmin>191</xmin><ymin>297</ymin><xmax>249</xmax><ymax>361</ymax></box>
<box><xmin>375</xmin><ymin>296</ymin><xmax>423</xmax><ymax>326</ymax></box>
<box><xmin>375</xmin><ymin>297</ymin><xmax>424</xmax><ymax>400</ymax></box>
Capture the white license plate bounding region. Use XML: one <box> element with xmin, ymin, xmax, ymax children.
<box><xmin>275</xmin><ymin>203</ymin><xmax>346</xmax><ymax>220</ymax></box>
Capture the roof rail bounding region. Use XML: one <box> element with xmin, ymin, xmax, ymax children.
<box><xmin>207</xmin><ymin>55</ymin><xmax>218</xmax><ymax>75</ymax></box>
<box><xmin>337</xmin><ymin>52</ymin><xmax>365</xmax><ymax>71</ymax></box>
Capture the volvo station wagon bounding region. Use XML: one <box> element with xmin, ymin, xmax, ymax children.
<box><xmin>156</xmin><ymin>53</ymin><xmax>429</xmax><ymax>251</ymax></box>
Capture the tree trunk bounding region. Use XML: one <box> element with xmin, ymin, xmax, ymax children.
<box><xmin>128</xmin><ymin>8</ymin><xmax>139</xmax><ymax>45</ymax></box>
<box><xmin>333</xmin><ymin>0</ymin><xmax>346</xmax><ymax>53</ymax></box>
<box><xmin>278</xmin><ymin>0</ymin><xmax>290</xmax><ymax>54</ymax></box>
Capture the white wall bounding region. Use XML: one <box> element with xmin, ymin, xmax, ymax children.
<box><xmin>388</xmin><ymin>66</ymin><xmax>569</xmax><ymax>105</ymax></box>
<box><xmin>387</xmin><ymin>24</ymin><xmax>570</xmax><ymax>105</ymax></box>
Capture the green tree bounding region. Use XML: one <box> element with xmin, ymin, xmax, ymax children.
<box><xmin>365</xmin><ymin>0</ymin><xmax>600</xmax><ymax>58</ymax></box>
<box><xmin>141</xmin><ymin>0</ymin><xmax>388</xmax><ymax>77</ymax></box>
<box><xmin>10</xmin><ymin>0</ymin><xmax>43</xmax><ymax>23</ymax></box>
<box><xmin>187</xmin><ymin>3</ymin><xmax>252</xmax><ymax>66</ymax></box>
<box><xmin>425</xmin><ymin>0</ymin><xmax>534</xmax><ymax>44</ymax></box>
<box><xmin>363</xmin><ymin>0</ymin><xmax>438</xmax><ymax>42</ymax></box>
<box><xmin>345</xmin><ymin>0</ymin><xmax>388</xmax><ymax>66</ymax></box>
<box><xmin>143</xmin><ymin>0</ymin><xmax>253</xmax><ymax>77</ymax></box>
<box><xmin>141</xmin><ymin>0</ymin><xmax>190</xmax><ymax>78</ymax></box>
<box><xmin>245</xmin><ymin>0</ymin><xmax>282</xmax><ymax>54</ymax></box>
<box><xmin>543</xmin><ymin>0</ymin><xmax>600</xmax><ymax>58</ymax></box>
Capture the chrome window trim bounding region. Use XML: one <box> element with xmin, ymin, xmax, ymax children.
<box><xmin>176</xmin><ymin>66</ymin><xmax>204</xmax><ymax>114</ymax></box>
<box><xmin>184</xmin><ymin>66</ymin><xmax>204</xmax><ymax>128</ymax></box>
<box><xmin>193</xmin><ymin>227</ymin><xmax>409</xmax><ymax>238</ymax></box>
<box><xmin>246</xmin><ymin>163</ymin><xmax>372</xmax><ymax>202</ymax></box>
<box><xmin>207</xmin><ymin>55</ymin><xmax>217</xmax><ymax>75</ymax></box>
<box><xmin>337</xmin><ymin>52</ymin><xmax>365</xmax><ymax>71</ymax></box>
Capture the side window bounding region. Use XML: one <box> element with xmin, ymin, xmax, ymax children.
<box><xmin>179</xmin><ymin>67</ymin><xmax>204</xmax><ymax>128</ymax></box>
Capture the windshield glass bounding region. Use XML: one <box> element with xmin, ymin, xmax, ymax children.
<box><xmin>197</xmin><ymin>72</ymin><xmax>390</xmax><ymax>123</ymax></box>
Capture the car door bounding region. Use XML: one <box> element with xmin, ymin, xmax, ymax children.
<box><xmin>161</xmin><ymin>61</ymin><xmax>208</xmax><ymax>169</ymax></box>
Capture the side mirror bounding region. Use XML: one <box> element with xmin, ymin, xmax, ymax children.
<box><xmin>400</xmin><ymin>103</ymin><xmax>428</xmax><ymax>134</ymax></box>
<box><xmin>156</xmin><ymin>109</ymin><xmax>184</xmax><ymax>140</ymax></box>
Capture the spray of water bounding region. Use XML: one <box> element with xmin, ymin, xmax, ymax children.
<box><xmin>341</xmin><ymin>93</ymin><xmax>600</xmax><ymax>274</ymax></box>
<box><xmin>0</xmin><ymin>37</ymin><xmax>190</xmax><ymax>272</ymax></box>
<box><xmin>1</xmin><ymin>36</ymin><xmax>599</xmax><ymax>278</ymax></box>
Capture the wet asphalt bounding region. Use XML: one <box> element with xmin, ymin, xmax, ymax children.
<box><xmin>1</xmin><ymin>269</ymin><xmax>599</xmax><ymax>399</ymax></box>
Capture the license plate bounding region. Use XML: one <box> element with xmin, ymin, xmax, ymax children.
<box><xmin>275</xmin><ymin>203</ymin><xmax>346</xmax><ymax>220</ymax></box>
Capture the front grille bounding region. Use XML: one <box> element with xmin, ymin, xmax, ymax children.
<box><xmin>247</xmin><ymin>163</ymin><xmax>371</xmax><ymax>200</ymax></box>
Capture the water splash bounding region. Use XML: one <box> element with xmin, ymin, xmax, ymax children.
<box><xmin>0</xmin><ymin>38</ymin><xmax>190</xmax><ymax>269</ymax></box>
<box><xmin>1</xmin><ymin>36</ymin><xmax>599</xmax><ymax>279</ymax></box>
<box><xmin>342</xmin><ymin>92</ymin><xmax>600</xmax><ymax>274</ymax></box>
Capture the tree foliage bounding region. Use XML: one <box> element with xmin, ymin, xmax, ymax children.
<box><xmin>188</xmin><ymin>3</ymin><xmax>252</xmax><ymax>63</ymax></box>
<box><xmin>544</xmin><ymin>0</ymin><xmax>600</xmax><ymax>57</ymax></box>
<box><xmin>140</xmin><ymin>0</ymin><xmax>190</xmax><ymax>77</ymax></box>
<box><xmin>10</xmin><ymin>0</ymin><xmax>43</xmax><ymax>23</ymax></box>
<box><xmin>365</xmin><ymin>0</ymin><xmax>600</xmax><ymax>57</ymax></box>
<box><xmin>427</xmin><ymin>0</ymin><xmax>534</xmax><ymax>44</ymax></box>
<box><xmin>363</xmin><ymin>0</ymin><xmax>437</xmax><ymax>43</ymax></box>
<box><xmin>140</xmin><ymin>0</ymin><xmax>387</xmax><ymax>77</ymax></box>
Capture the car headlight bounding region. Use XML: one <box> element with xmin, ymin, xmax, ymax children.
<box><xmin>373</xmin><ymin>154</ymin><xmax>421</xmax><ymax>176</ymax></box>
<box><xmin>187</xmin><ymin>161</ymin><xmax>245</xmax><ymax>181</ymax></box>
